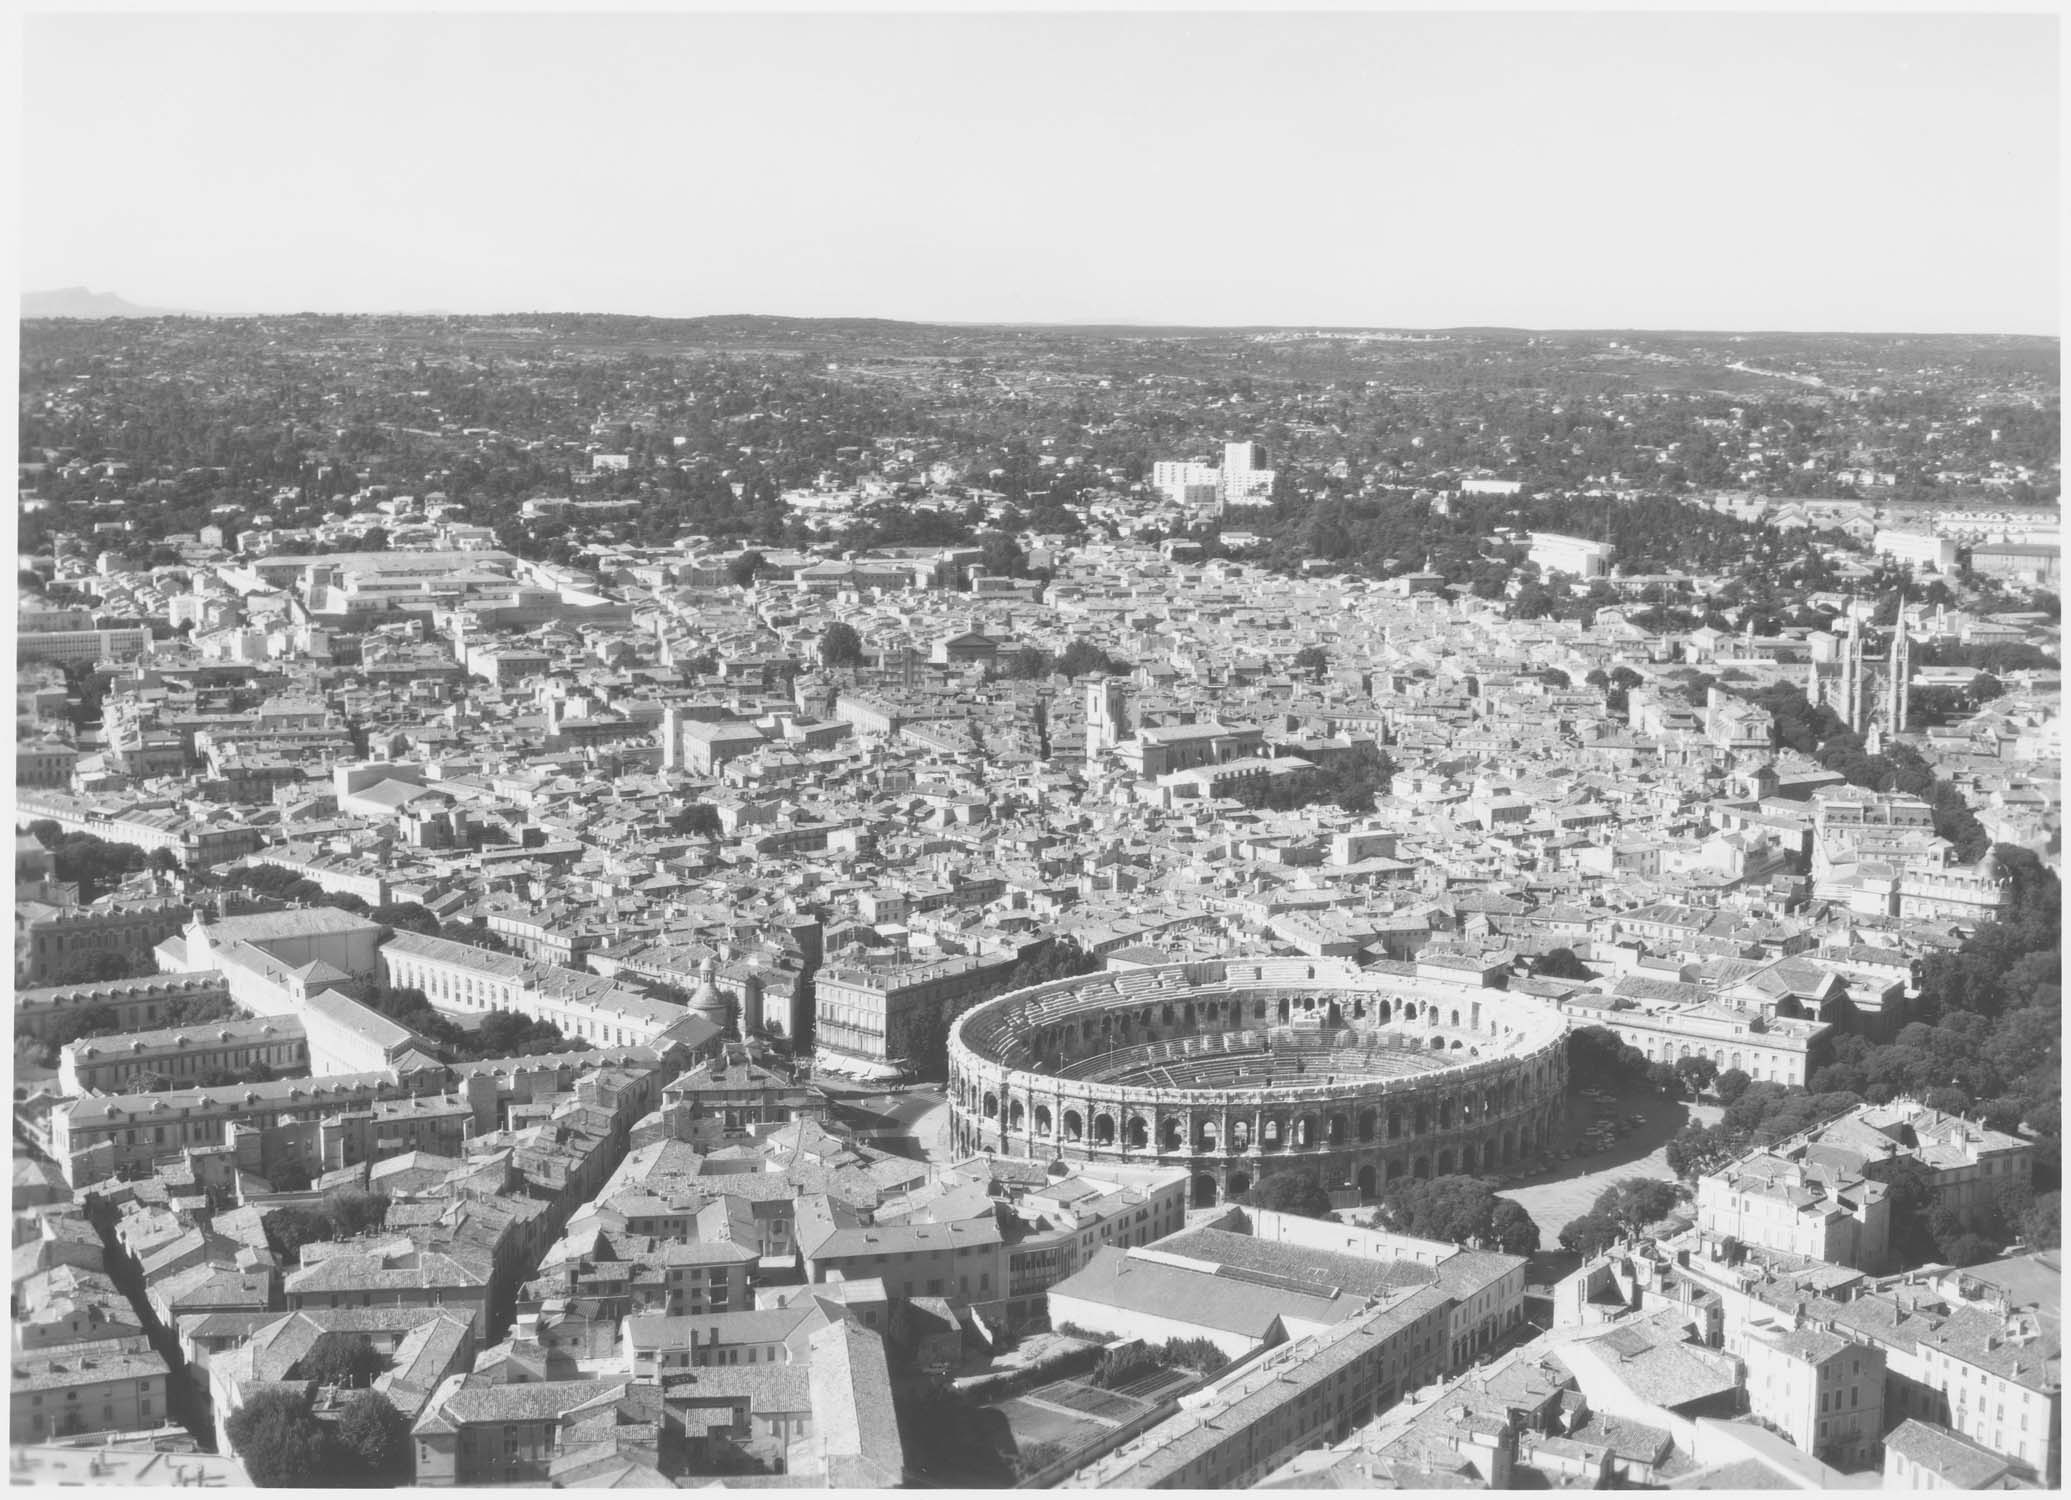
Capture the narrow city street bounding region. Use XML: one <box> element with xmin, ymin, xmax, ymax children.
<box><xmin>906</xmin><ymin>1088</ymin><xmax>956</xmax><ymax>1161</ymax></box>
<box><xmin>869</xmin><ymin>1085</ymin><xmax>954</xmax><ymax>1161</ymax></box>
<box><xmin>821</xmin><ymin>1080</ymin><xmax>957</xmax><ymax>1161</ymax></box>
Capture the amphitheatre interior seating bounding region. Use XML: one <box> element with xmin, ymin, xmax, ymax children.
<box><xmin>964</xmin><ymin>971</ymin><xmax>1509</xmax><ymax>1092</ymax></box>
<box><xmin>1052</xmin><ymin>1029</ymin><xmax>1449</xmax><ymax>1089</ymax></box>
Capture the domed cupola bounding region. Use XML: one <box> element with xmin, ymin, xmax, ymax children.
<box><xmin>690</xmin><ymin>956</ymin><xmax>734</xmax><ymax>1037</ymax></box>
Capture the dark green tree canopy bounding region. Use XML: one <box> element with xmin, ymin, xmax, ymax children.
<box><xmin>292</xmin><ymin>1331</ymin><xmax>385</xmax><ymax>1390</ymax></box>
<box><xmin>1057</xmin><ymin>639</ymin><xmax>1128</xmax><ymax>680</ymax></box>
<box><xmin>225</xmin><ymin>1388</ymin><xmax>330</xmax><ymax>1487</ymax></box>
<box><xmin>976</xmin><ymin>530</ymin><xmax>1028</xmax><ymax>578</ymax></box>
<box><xmin>1251</xmin><ymin>1169</ymin><xmax>1335</xmax><ymax>1219</ymax></box>
<box><xmin>1370</xmin><ymin>1173</ymin><xmax>1539</xmax><ymax>1254</ymax></box>
<box><xmin>1675</xmin><ymin>1054</ymin><xmax>1720</xmax><ymax>1094</ymax></box>
<box><xmin>336</xmin><ymin>1389</ymin><xmax>412</xmax><ymax>1480</ymax></box>
<box><xmin>1712</xmin><ymin>1067</ymin><xmax>1752</xmax><ymax>1106</ymax></box>
<box><xmin>1489</xmin><ymin>1199</ymin><xmax>1541</xmax><ymax>1256</ymax></box>
<box><xmin>1566</xmin><ymin>1026</ymin><xmax>1653</xmax><ymax>1091</ymax></box>
<box><xmin>819</xmin><ymin>620</ymin><xmax>865</xmax><ymax>670</ymax></box>
<box><xmin>1558</xmin><ymin>1178</ymin><xmax>1684</xmax><ymax>1258</ymax></box>
<box><xmin>1531</xmin><ymin>948</ymin><xmax>1592</xmax><ymax>981</ymax></box>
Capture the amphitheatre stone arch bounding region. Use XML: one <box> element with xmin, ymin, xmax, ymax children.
<box><xmin>945</xmin><ymin>958</ymin><xmax>1569</xmax><ymax>1205</ymax></box>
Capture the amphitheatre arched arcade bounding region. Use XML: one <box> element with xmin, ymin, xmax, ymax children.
<box><xmin>947</xmin><ymin>958</ymin><xmax>1568</xmax><ymax>1208</ymax></box>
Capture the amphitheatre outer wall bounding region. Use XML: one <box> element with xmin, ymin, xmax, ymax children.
<box><xmin>947</xmin><ymin>957</ymin><xmax>1568</xmax><ymax>1208</ymax></box>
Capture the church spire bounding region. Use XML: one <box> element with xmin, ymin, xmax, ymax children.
<box><xmin>1886</xmin><ymin>590</ymin><xmax>1911</xmax><ymax>737</ymax></box>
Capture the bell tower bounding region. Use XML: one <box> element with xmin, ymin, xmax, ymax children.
<box><xmin>1885</xmin><ymin>601</ymin><xmax>1911</xmax><ymax>736</ymax></box>
<box><xmin>1085</xmin><ymin>675</ymin><xmax>1127</xmax><ymax>758</ymax></box>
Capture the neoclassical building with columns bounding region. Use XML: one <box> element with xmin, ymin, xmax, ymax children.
<box><xmin>947</xmin><ymin>957</ymin><xmax>1568</xmax><ymax>1208</ymax></box>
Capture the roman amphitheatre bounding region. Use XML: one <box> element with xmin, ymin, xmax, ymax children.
<box><xmin>947</xmin><ymin>957</ymin><xmax>1569</xmax><ymax>1207</ymax></box>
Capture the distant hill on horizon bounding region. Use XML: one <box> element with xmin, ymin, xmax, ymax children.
<box><xmin>433</xmin><ymin>312</ymin><xmax>2064</xmax><ymax>342</ymax></box>
<box><xmin>22</xmin><ymin>286</ymin><xmax>191</xmax><ymax>319</ymax></box>
<box><xmin>17</xmin><ymin>299</ymin><xmax>2057</xmax><ymax>345</ymax></box>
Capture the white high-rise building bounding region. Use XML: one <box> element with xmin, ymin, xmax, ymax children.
<box><xmin>1151</xmin><ymin>441</ymin><xmax>1279</xmax><ymax>513</ymax></box>
<box><xmin>1527</xmin><ymin>532</ymin><xmax>1613</xmax><ymax>579</ymax></box>
<box><xmin>1219</xmin><ymin>441</ymin><xmax>1276</xmax><ymax>510</ymax></box>
<box><xmin>1152</xmin><ymin>460</ymin><xmax>1221</xmax><ymax>509</ymax></box>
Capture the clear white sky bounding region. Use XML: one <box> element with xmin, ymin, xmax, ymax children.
<box><xmin>20</xmin><ymin>10</ymin><xmax>2063</xmax><ymax>333</ymax></box>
